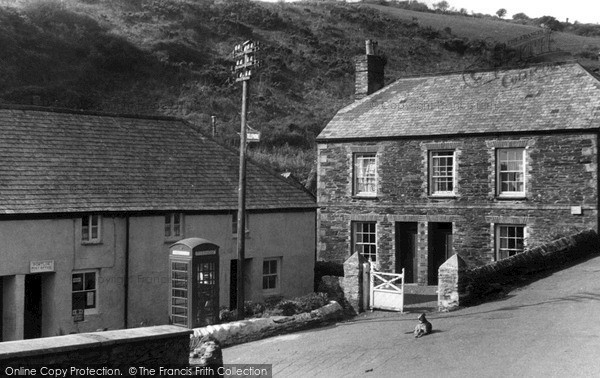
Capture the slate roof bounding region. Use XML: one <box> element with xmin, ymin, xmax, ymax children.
<box><xmin>0</xmin><ymin>106</ymin><xmax>315</xmax><ymax>214</ymax></box>
<box><xmin>318</xmin><ymin>62</ymin><xmax>600</xmax><ymax>141</ymax></box>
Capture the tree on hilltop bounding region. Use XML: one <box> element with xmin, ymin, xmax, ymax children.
<box><xmin>433</xmin><ymin>1</ymin><xmax>449</xmax><ymax>12</ymax></box>
<box><xmin>496</xmin><ymin>8</ymin><xmax>507</xmax><ymax>18</ymax></box>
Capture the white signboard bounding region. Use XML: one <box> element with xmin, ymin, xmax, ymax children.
<box><xmin>172</xmin><ymin>250</ymin><xmax>190</xmax><ymax>256</ymax></box>
<box><xmin>30</xmin><ymin>260</ymin><xmax>55</xmax><ymax>273</ymax></box>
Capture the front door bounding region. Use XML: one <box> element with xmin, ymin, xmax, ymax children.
<box><xmin>193</xmin><ymin>256</ymin><xmax>219</xmax><ymax>327</ymax></box>
<box><xmin>395</xmin><ymin>222</ymin><xmax>418</xmax><ymax>283</ymax></box>
<box><xmin>24</xmin><ymin>274</ymin><xmax>42</xmax><ymax>339</ymax></box>
<box><xmin>428</xmin><ymin>223</ymin><xmax>453</xmax><ymax>285</ymax></box>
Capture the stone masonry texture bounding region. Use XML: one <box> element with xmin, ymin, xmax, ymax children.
<box><xmin>317</xmin><ymin>132</ymin><xmax>598</xmax><ymax>285</ymax></box>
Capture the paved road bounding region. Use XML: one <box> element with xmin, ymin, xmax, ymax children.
<box><xmin>224</xmin><ymin>255</ymin><xmax>600</xmax><ymax>377</ymax></box>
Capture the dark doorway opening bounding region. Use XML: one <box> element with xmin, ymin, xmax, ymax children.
<box><xmin>0</xmin><ymin>277</ymin><xmax>3</xmax><ymax>342</ymax></box>
<box><xmin>428</xmin><ymin>222</ymin><xmax>453</xmax><ymax>285</ymax></box>
<box><xmin>229</xmin><ymin>259</ymin><xmax>237</xmax><ymax>310</ymax></box>
<box><xmin>395</xmin><ymin>222</ymin><xmax>419</xmax><ymax>283</ymax></box>
<box><xmin>24</xmin><ymin>274</ymin><xmax>42</xmax><ymax>339</ymax></box>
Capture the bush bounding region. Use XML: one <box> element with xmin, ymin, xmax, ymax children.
<box><xmin>294</xmin><ymin>292</ymin><xmax>329</xmax><ymax>313</ymax></box>
<box><xmin>314</xmin><ymin>260</ymin><xmax>343</xmax><ymax>291</ymax></box>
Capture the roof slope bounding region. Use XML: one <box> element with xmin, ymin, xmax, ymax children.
<box><xmin>0</xmin><ymin>107</ymin><xmax>315</xmax><ymax>214</ymax></box>
<box><xmin>318</xmin><ymin>62</ymin><xmax>600</xmax><ymax>141</ymax></box>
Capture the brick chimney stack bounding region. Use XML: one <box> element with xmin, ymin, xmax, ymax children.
<box><xmin>354</xmin><ymin>40</ymin><xmax>386</xmax><ymax>101</ymax></box>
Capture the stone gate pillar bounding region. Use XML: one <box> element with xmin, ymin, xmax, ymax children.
<box><xmin>342</xmin><ymin>252</ymin><xmax>368</xmax><ymax>313</ymax></box>
<box><xmin>437</xmin><ymin>254</ymin><xmax>467</xmax><ymax>312</ymax></box>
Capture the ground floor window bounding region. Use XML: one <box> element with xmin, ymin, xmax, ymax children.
<box><xmin>496</xmin><ymin>225</ymin><xmax>525</xmax><ymax>260</ymax></box>
<box><xmin>353</xmin><ymin>221</ymin><xmax>377</xmax><ymax>262</ymax></box>
<box><xmin>263</xmin><ymin>258</ymin><xmax>280</xmax><ymax>292</ymax></box>
<box><xmin>72</xmin><ymin>271</ymin><xmax>97</xmax><ymax>314</ymax></box>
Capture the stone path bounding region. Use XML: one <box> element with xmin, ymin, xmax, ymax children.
<box><xmin>224</xmin><ymin>255</ymin><xmax>600</xmax><ymax>377</ymax></box>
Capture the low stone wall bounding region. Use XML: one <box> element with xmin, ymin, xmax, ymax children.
<box><xmin>190</xmin><ymin>301</ymin><xmax>343</xmax><ymax>349</ymax></box>
<box><xmin>0</xmin><ymin>325</ymin><xmax>191</xmax><ymax>367</ymax></box>
<box><xmin>438</xmin><ymin>230</ymin><xmax>600</xmax><ymax>311</ymax></box>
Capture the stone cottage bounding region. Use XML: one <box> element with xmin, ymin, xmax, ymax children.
<box><xmin>316</xmin><ymin>49</ymin><xmax>600</xmax><ymax>286</ymax></box>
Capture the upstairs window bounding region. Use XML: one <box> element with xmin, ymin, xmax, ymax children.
<box><xmin>353</xmin><ymin>153</ymin><xmax>377</xmax><ymax>197</ymax></box>
<box><xmin>430</xmin><ymin>151</ymin><xmax>455</xmax><ymax>196</ymax></box>
<box><xmin>165</xmin><ymin>213</ymin><xmax>182</xmax><ymax>240</ymax></box>
<box><xmin>353</xmin><ymin>222</ymin><xmax>377</xmax><ymax>262</ymax></box>
<box><xmin>496</xmin><ymin>225</ymin><xmax>525</xmax><ymax>260</ymax></box>
<box><xmin>82</xmin><ymin>215</ymin><xmax>101</xmax><ymax>243</ymax></box>
<box><xmin>232</xmin><ymin>211</ymin><xmax>249</xmax><ymax>235</ymax></box>
<box><xmin>497</xmin><ymin>148</ymin><xmax>525</xmax><ymax>197</ymax></box>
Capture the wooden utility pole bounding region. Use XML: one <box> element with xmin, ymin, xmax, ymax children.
<box><xmin>233</xmin><ymin>40</ymin><xmax>260</xmax><ymax>320</ymax></box>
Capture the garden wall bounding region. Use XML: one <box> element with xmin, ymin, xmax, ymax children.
<box><xmin>438</xmin><ymin>229</ymin><xmax>600</xmax><ymax>310</ymax></box>
<box><xmin>0</xmin><ymin>325</ymin><xmax>191</xmax><ymax>367</ymax></box>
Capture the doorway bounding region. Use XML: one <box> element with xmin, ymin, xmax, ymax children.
<box><xmin>229</xmin><ymin>259</ymin><xmax>237</xmax><ymax>310</ymax></box>
<box><xmin>428</xmin><ymin>222</ymin><xmax>453</xmax><ymax>285</ymax></box>
<box><xmin>395</xmin><ymin>222</ymin><xmax>419</xmax><ymax>283</ymax></box>
<box><xmin>24</xmin><ymin>274</ymin><xmax>42</xmax><ymax>339</ymax></box>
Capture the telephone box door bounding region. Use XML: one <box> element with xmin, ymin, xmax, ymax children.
<box><xmin>193</xmin><ymin>255</ymin><xmax>219</xmax><ymax>327</ymax></box>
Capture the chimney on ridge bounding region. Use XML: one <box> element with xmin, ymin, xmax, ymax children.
<box><xmin>354</xmin><ymin>40</ymin><xmax>386</xmax><ymax>101</ymax></box>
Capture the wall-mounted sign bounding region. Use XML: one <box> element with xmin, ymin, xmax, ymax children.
<box><xmin>172</xmin><ymin>250</ymin><xmax>190</xmax><ymax>256</ymax></box>
<box><xmin>72</xmin><ymin>309</ymin><xmax>84</xmax><ymax>322</ymax></box>
<box><xmin>571</xmin><ymin>206</ymin><xmax>583</xmax><ymax>215</ymax></box>
<box><xmin>30</xmin><ymin>260</ymin><xmax>55</xmax><ymax>273</ymax></box>
<box><xmin>195</xmin><ymin>250</ymin><xmax>216</xmax><ymax>256</ymax></box>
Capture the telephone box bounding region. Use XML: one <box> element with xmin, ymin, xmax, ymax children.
<box><xmin>169</xmin><ymin>238</ymin><xmax>219</xmax><ymax>328</ymax></box>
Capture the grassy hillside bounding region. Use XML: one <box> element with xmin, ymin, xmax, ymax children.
<box><xmin>366</xmin><ymin>3</ymin><xmax>600</xmax><ymax>67</ymax></box>
<box><xmin>0</xmin><ymin>0</ymin><xmax>596</xmax><ymax>188</ymax></box>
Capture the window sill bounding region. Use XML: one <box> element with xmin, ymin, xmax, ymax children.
<box><xmin>352</xmin><ymin>195</ymin><xmax>378</xmax><ymax>200</ymax></box>
<box><xmin>164</xmin><ymin>237</ymin><xmax>183</xmax><ymax>244</ymax></box>
<box><xmin>81</xmin><ymin>240</ymin><xmax>102</xmax><ymax>246</ymax></box>
<box><xmin>429</xmin><ymin>194</ymin><xmax>457</xmax><ymax>199</ymax></box>
<box><xmin>496</xmin><ymin>195</ymin><xmax>527</xmax><ymax>200</ymax></box>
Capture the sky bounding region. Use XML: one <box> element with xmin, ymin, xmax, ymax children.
<box><xmin>256</xmin><ymin>0</ymin><xmax>600</xmax><ymax>24</ymax></box>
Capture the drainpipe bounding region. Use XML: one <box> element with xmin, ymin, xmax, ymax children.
<box><xmin>124</xmin><ymin>215</ymin><xmax>130</xmax><ymax>329</ymax></box>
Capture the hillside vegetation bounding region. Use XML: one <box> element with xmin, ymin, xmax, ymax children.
<box><xmin>0</xmin><ymin>0</ymin><xmax>595</xmax><ymax>188</ymax></box>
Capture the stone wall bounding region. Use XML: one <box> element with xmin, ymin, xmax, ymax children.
<box><xmin>0</xmin><ymin>325</ymin><xmax>191</xmax><ymax>367</ymax></box>
<box><xmin>317</xmin><ymin>132</ymin><xmax>598</xmax><ymax>285</ymax></box>
<box><xmin>190</xmin><ymin>301</ymin><xmax>343</xmax><ymax>348</ymax></box>
<box><xmin>438</xmin><ymin>230</ymin><xmax>600</xmax><ymax>310</ymax></box>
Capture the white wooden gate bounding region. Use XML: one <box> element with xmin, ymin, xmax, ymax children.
<box><xmin>369</xmin><ymin>263</ymin><xmax>404</xmax><ymax>312</ymax></box>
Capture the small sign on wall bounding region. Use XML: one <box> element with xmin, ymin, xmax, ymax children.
<box><xmin>72</xmin><ymin>309</ymin><xmax>84</xmax><ymax>322</ymax></box>
<box><xmin>30</xmin><ymin>260</ymin><xmax>55</xmax><ymax>273</ymax></box>
<box><xmin>571</xmin><ymin>206</ymin><xmax>583</xmax><ymax>215</ymax></box>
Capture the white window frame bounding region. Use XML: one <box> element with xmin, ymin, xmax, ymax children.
<box><xmin>262</xmin><ymin>257</ymin><xmax>281</xmax><ymax>293</ymax></box>
<box><xmin>496</xmin><ymin>225</ymin><xmax>526</xmax><ymax>260</ymax></box>
<box><xmin>72</xmin><ymin>270</ymin><xmax>98</xmax><ymax>315</ymax></box>
<box><xmin>81</xmin><ymin>215</ymin><xmax>101</xmax><ymax>244</ymax></box>
<box><xmin>353</xmin><ymin>221</ymin><xmax>377</xmax><ymax>262</ymax></box>
<box><xmin>429</xmin><ymin>150</ymin><xmax>456</xmax><ymax>196</ymax></box>
<box><xmin>497</xmin><ymin>148</ymin><xmax>526</xmax><ymax>197</ymax></box>
<box><xmin>165</xmin><ymin>213</ymin><xmax>183</xmax><ymax>240</ymax></box>
<box><xmin>353</xmin><ymin>153</ymin><xmax>377</xmax><ymax>197</ymax></box>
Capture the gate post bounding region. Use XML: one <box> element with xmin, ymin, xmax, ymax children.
<box><xmin>437</xmin><ymin>254</ymin><xmax>467</xmax><ymax>311</ymax></box>
<box><xmin>362</xmin><ymin>262</ymin><xmax>370</xmax><ymax>312</ymax></box>
<box><xmin>342</xmin><ymin>252</ymin><xmax>367</xmax><ymax>313</ymax></box>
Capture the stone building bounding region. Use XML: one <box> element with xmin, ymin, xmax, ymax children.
<box><xmin>316</xmin><ymin>51</ymin><xmax>600</xmax><ymax>286</ymax></box>
<box><xmin>0</xmin><ymin>105</ymin><xmax>316</xmax><ymax>341</ymax></box>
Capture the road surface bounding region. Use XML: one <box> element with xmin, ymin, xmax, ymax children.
<box><xmin>224</xmin><ymin>254</ymin><xmax>600</xmax><ymax>377</ymax></box>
